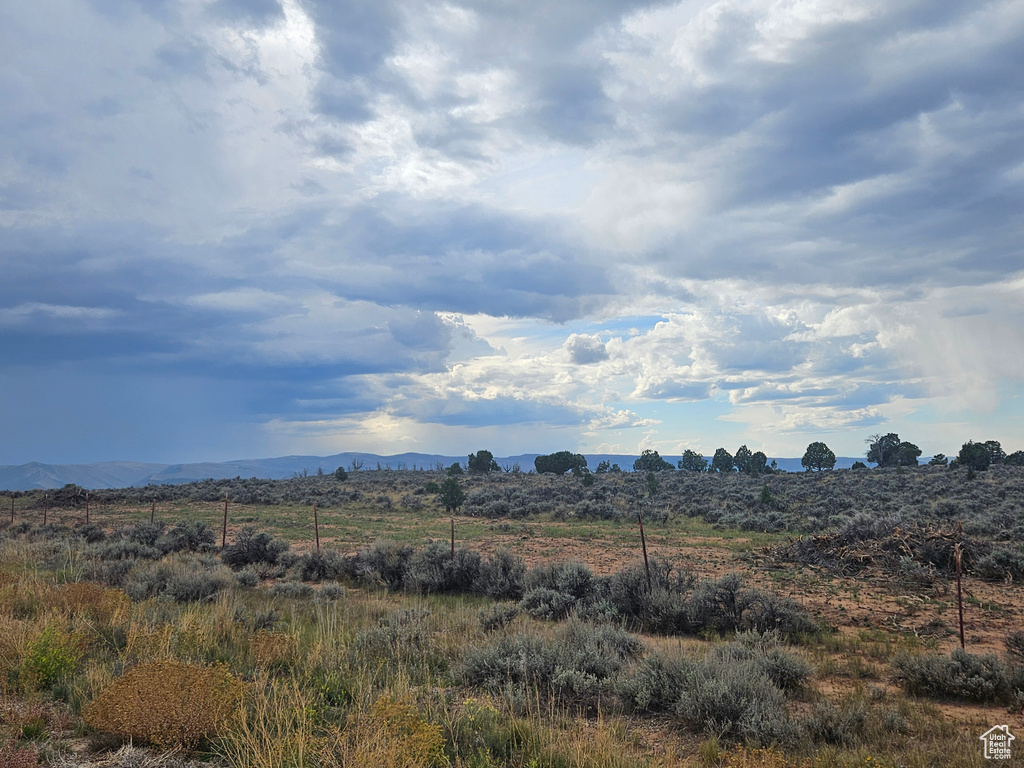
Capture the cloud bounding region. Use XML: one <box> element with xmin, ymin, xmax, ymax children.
<box><xmin>2</xmin><ymin>0</ymin><xmax>1024</xmax><ymax>462</ymax></box>
<box><xmin>633</xmin><ymin>377</ymin><xmax>711</xmax><ymax>401</ymax></box>
<box><xmin>184</xmin><ymin>289</ymin><xmax>296</xmax><ymax>314</ymax></box>
<box><xmin>0</xmin><ymin>303</ymin><xmax>122</xmax><ymax>328</ymax></box>
<box><xmin>564</xmin><ymin>333</ymin><xmax>609</xmax><ymax>364</ymax></box>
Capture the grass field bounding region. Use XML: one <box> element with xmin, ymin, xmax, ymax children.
<box><xmin>1</xmin><ymin>466</ymin><xmax>1022</xmax><ymax>767</ymax></box>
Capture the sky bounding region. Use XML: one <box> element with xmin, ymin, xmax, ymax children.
<box><xmin>2</xmin><ymin>0</ymin><xmax>1023</xmax><ymax>465</ymax></box>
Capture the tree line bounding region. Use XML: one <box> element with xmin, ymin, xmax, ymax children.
<box><xmin>360</xmin><ymin>437</ymin><xmax>1024</xmax><ymax>514</ymax></box>
<box><xmin>411</xmin><ymin>438</ymin><xmax>1024</xmax><ymax>481</ymax></box>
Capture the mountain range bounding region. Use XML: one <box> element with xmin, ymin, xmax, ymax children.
<box><xmin>0</xmin><ymin>452</ymin><xmax>869</xmax><ymax>490</ymax></box>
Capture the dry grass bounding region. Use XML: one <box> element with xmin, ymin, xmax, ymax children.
<box><xmin>51</xmin><ymin>583</ymin><xmax>129</xmax><ymax>625</ymax></box>
<box><xmin>251</xmin><ymin>632</ymin><xmax>298</xmax><ymax>670</ymax></box>
<box><xmin>317</xmin><ymin>694</ymin><xmax>449</xmax><ymax>768</ymax></box>
<box><xmin>0</xmin><ymin>616</ymin><xmax>31</xmax><ymax>681</ymax></box>
<box><xmin>216</xmin><ymin>677</ymin><xmax>317</xmax><ymax>768</ymax></box>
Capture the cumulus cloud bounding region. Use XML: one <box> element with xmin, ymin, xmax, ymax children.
<box><xmin>564</xmin><ymin>333</ymin><xmax>609</xmax><ymax>364</ymax></box>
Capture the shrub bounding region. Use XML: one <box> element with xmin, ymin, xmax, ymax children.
<box><xmin>627</xmin><ymin>588</ymin><xmax>690</xmax><ymax>634</ymax></box>
<box><xmin>447</xmin><ymin>697</ymin><xmax>530</xmax><ymax>767</ymax></box>
<box><xmin>520</xmin><ymin>587</ymin><xmax>576</xmax><ymax>621</ymax></box>
<box><xmin>678</xmin><ymin>574</ymin><xmax>818</xmax><ymax>639</ymax></box>
<box><xmin>805</xmin><ymin>701</ymin><xmax>867</xmax><ymax>746</ymax></box>
<box><xmin>972</xmin><ymin>546</ymin><xmax>1024</xmax><ymax>580</ymax></box>
<box><xmin>354</xmin><ymin>540</ymin><xmax>414</xmax><ymax>590</ymax></box>
<box><xmin>156</xmin><ymin>521</ymin><xmax>216</xmax><ymax>554</ymax></box>
<box><xmin>1010</xmin><ymin>664</ymin><xmax>1024</xmax><ymax>707</ymax></box>
<box><xmin>462</xmin><ymin>631</ymin><xmax>551</xmax><ymax>693</ymax></box>
<box><xmin>479</xmin><ymin>603</ymin><xmax>520</xmax><ymax>632</ymax></box>
<box><xmin>124</xmin><ymin>558</ymin><xmax>230</xmax><ymax>603</ymax></box>
<box><xmin>25</xmin><ymin>523</ymin><xmax>72</xmax><ymax>544</ymax></box>
<box><xmin>121</xmin><ymin>567</ymin><xmax>166</xmax><ymax>602</ymax></box>
<box><xmin>573</xmin><ymin>499</ymin><xmax>622</xmax><ymax>520</ymax></box>
<box><xmin>738</xmin><ymin>590</ymin><xmax>820</xmax><ymax>637</ymax></box>
<box><xmin>74</xmin><ymin>523</ymin><xmax>107</xmax><ymax>544</ymax></box>
<box><xmin>756</xmin><ymin>647</ymin><xmax>812</xmax><ymax>694</ymax></box>
<box><xmin>404</xmin><ymin>542</ymin><xmax>482</xmax><ymax>594</ymax></box>
<box><xmin>0</xmin><ymin>740</ymin><xmax>39</xmax><ymax>768</ymax></box>
<box><xmin>892</xmin><ymin>648</ymin><xmax>1011</xmax><ymax>704</ymax></box>
<box><xmin>123</xmin><ymin>522</ymin><xmax>164</xmax><ymax>547</ymax></box>
<box><xmin>462</xmin><ymin>620</ymin><xmax>642</xmax><ymax>705</ymax></box>
<box><xmin>559</xmin><ymin>620</ymin><xmax>643</xmax><ymax>674</ymax></box>
<box><xmin>661</xmin><ymin>634</ymin><xmax>806</xmax><ymax>745</ymax></box>
<box><xmin>474</xmin><ymin>548</ymin><xmax>527</xmax><ymax>601</ymax></box>
<box><xmin>297</xmin><ymin>550</ymin><xmax>350</xmax><ymax>583</ymax></box>
<box><xmin>354</xmin><ymin>609</ymin><xmax>447</xmax><ymax>680</ymax></box>
<box><xmin>164</xmin><ymin>569</ymin><xmax>231</xmax><ymax>603</ymax></box>
<box><xmin>221</xmin><ymin>527</ymin><xmax>289</xmax><ymax>569</ymax></box>
<box><xmin>618</xmin><ymin>652</ymin><xmax>693</xmax><ymax>712</ymax></box>
<box><xmin>89</xmin><ymin>539</ymin><xmax>162</xmax><ymax>562</ymax></box>
<box><xmin>22</xmin><ymin>624</ymin><xmax>82</xmax><ymax>691</ymax></box>
<box><xmin>675</xmin><ymin>658</ymin><xmax>790</xmax><ymax>745</ymax></box>
<box><xmin>705</xmin><ymin>633</ymin><xmax>811</xmax><ymax>694</ymax></box>
<box><xmin>83</xmin><ymin>558</ymin><xmax>136</xmax><ymax>588</ymax></box>
<box><xmin>356</xmin><ymin>609</ymin><xmax>433</xmax><ymax>656</ymax></box>
<box><xmin>520</xmin><ymin>560</ymin><xmax>596</xmax><ymax>620</ymax></box>
<box><xmin>686</xmin><ymin>573</ymin><xmax>745</xmax><ymax>633</ymax></box>
<box><xmin>525</xmin><ymin>560</ymin><xmax>594</xmax><ymax>601</ymax></box>
<box><xmin>85</xmin><ymin>660</ymin><xmax>242</xmax><ymax>748</ymax></box>
<box><xmin>605</xmin><ymin>559</ymin><xmax>693</xmax><ymax>634</ymax></box>
<box><xmin>398</xmin><ymin>493</ymin><xmax>423</xmax><ymax>510</ymax></box>
<box><xmin>317</xmin><ymin>583</ymin><xmax>346</xmax><ymax>601</ymax></box>
<box><xmin>466</xmin><ymin>487</ymin><xmax>509</xmax><ymax>518</ymax></box>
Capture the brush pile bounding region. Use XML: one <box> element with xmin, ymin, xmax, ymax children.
<box><xmin>768</xmin><ymin>514</ymin><xmax>988</xmax><ymax>581</ymax></box>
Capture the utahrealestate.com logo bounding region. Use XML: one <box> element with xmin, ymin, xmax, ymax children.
<box><xmin>980</xmin><ymin>725</ymin><xmax>1015</xmax><ymax>760</ymax></box>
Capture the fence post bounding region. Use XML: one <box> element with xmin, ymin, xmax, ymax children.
<box><xmin>10</xmin><ymin>495</ymin><xmax>13</xmax><ymax>525</ymax></box>
<box><xmin>313</xmin><ymin>502</ymin><xmax>320</xmax><ymax>553</ymax></box>
<box><xmin>150</xmin><ymin>500</ymin><xmax>155</xmax><ymax>524</ymax></box>
<box><xmin>222</xmin><ymin>494</ymin><xmax>229</xmax><ymax>549</ymax></box>
<box><xmin>85</xmin><ymin>491</ymin><xmax>90</xmax><ymax>526</ymax></box>
<box><xmin>451</xmin><ymin>517</ymin><xmax>455</xmax><ymax>559</ymax></box>
<box><xmin>43</xmin><ymin>494</ymin><xmax>47</xmax><ymax>526</ymax></box>
<box><xmin>955</xmin><ymin>542</ymin><xmax>966</xmax><ymax>650</ymax></box>
<box><xmin>638</xmin><ymin>512</ymin><xmax>651</xmax><ymax>591</ymax></box>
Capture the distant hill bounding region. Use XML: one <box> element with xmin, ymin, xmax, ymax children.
<box><xmin>0</xmin><ymin>461</ymin><xmax>168</xmax><ymax>491</ymax></box>
<box><xmin>0</xmin><ymin>452</ymin><xmax>872</xmax><ymax>490</ymax></box>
